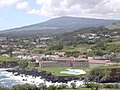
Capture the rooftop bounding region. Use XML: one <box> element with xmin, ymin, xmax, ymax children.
<box><xmin>52</xmin><ymin>58</ymin><xmax>111</xmax><ymax>64</ymax></box>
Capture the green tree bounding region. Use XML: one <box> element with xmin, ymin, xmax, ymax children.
<box><xmin>18</xmin><ymin>60</ymin><xmax>28</xmax><ymax>69</ymax></box>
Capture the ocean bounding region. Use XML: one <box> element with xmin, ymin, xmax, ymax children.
<box><xmin>0</xmin><ymin>69</ymin><xmax>24</xmax><ymax>87</ymax></box>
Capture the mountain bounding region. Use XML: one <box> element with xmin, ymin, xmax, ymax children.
<box><xmin>0</xmin><ymin>16</ymin><xmax>117</xmax><ymax>37</ymax></box>
<box><xmin>105</xmin><ymin>21</ymin><xmax>120</xmax><ymax>29</ymax></box>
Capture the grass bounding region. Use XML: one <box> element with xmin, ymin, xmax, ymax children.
<box><xmin>63</xmin><ymin>45</ymin><xmax>89</xmax><ymax>53</ymax></box>
<box><xmin>0</xmin><ymin>56</ymin><xmax>17</xmax><ymax>62</ymax></box>
<box><xmin>107</xmin><ymin>41</ymin><xmax>120</xmax><ymax>45</ymax></box>
<box><xmin>38</xmin><ymin>67</ymin><xmax>72</xmax><ymax>76</ymax></box>
<box><xmin>38</xmin><ymin>67</ymin><xmax>88</xmax><ymax>76</ymax></box>
<box><xmin>105</xmin><ymin>24</ymin><xmax>120</xmax><ymax>29</ymax></box>
<box><xmin>96</xmin><ymin>65</ymin><xmax>120</xmax><ymax>69</ymax></box>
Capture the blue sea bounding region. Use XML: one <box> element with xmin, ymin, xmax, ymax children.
<box><xmin>0</xmin><ymin>69</ymin><xmax>24</xmax><ymax>87</ymax></box>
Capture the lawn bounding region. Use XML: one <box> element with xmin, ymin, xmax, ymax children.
<box><xmin>63</xmin><ymin>45</ymin><xmax>89</xmax><ymax>53</ymax></box>
<box><xmin>0</xmin><ymin>56</ymin><xmax>17</xmax><ymax>62</ymax></box>
<box><xmin>38</xmin><ymin>67</ymin><xmax>72</xmax><ymax>76</ymax></box>
<box><xmin>38</xmin><ymin>67</ymin><xmax>88</xmax><ymax>76</ymax></box>
<box><xmin>107</xmin><ymin>41</ymin><xmax>120</xmax><ymax>45</ymax></box>
<box><xmin>96</xmin><ymin>65</ymin><xmax>120</xmax><ymax>69</ymax></box>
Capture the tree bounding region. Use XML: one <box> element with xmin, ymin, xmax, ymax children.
<box><xmin>7</xmin><ymin>46</ymin><xmax>14</xmax><ymax>57</ymax></box>
<box><xmin>49</xmin><ymin>44</ymin><xmax>63</xmax><ymax>50</ymax></box>
<box><xmin>18</xmin><ymin>60</ymin><xmax>28</xmax><ymax>69</ymax></box>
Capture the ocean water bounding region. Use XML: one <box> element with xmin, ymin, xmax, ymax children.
<box><xmin>0</xmin><ymin>69</ymin><xmax>24</xmax><ymax>87</ymax></box>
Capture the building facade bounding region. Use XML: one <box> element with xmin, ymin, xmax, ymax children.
<box><xmin>39</xmin><ymin>58</ymin><xmax>110</xmax><ymax>68</ymax></box>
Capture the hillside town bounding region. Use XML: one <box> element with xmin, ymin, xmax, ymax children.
<box><xmin>0</xmin><ymin>30</ymin><xmax>120</xmax><ymax>68</ymax></box>
<box><xmin>1</xmin><ymin>0</ymin><xmax>120</xmax><ymax>89</ymax></box>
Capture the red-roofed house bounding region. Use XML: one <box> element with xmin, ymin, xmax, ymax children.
<box><xmin>88</xmin><ymin>59</ymin><xmax>111</xmax><ymax>68</ymax></box>
<box><xmin>39</xmin><ymin>57</ymin><xmax>112</xmax><ymax>68</ymax></box>
<box><xmin>54</xmin><ymin>52</ymin><xmax>65</xmax><ymax>56</ymax></box>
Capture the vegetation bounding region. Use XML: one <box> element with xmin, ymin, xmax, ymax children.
<box><xmin>38</xmin><ymin>67</ymin><xmax>89</xmax><ymax>76</ymax></box>
<box><xmin>38</xmin><ymin>67</ymin><xmax>71</xmax><ymax>76</ymax></box>
<box><xmin>17</xmin><ymin>60</ymin><xmax>28</xmax><ymax>69</ymax></box>
<box><xmin>0</xmin><ymin>56</ymin><xmax>17</xmax><ymax>62</ymax></box>
<box><xmin>105</xmin><ymin>21</ymin><xmax>120</xmax><ymax>29</ymax></box>
<box><xmin>88</xmin><ymin>66</ymin><xmax>120</xmax><ymax>82</ymax></box>
<box><xmin>45</xmin><ymin>26</ymin><xmax>120</xmax><ymax>58</ymax></box>
<box><xmin>0</xmin><ymin>84</ymin><xmax>120</xmax><ymax>90</ymax></box>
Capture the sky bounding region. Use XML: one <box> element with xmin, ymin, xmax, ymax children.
<box><xmin>0</xmin><ymin>0</ymin><xmax>120</xmax><ymax>30</ymax></box>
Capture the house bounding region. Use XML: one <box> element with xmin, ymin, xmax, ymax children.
<box><xmin>46</xmin><ymin>55</ymin><xmax>59</xmax><ymax>59</ymax></box>
<box><xmin>39</xmin><ymin>58</ymin><xmax>111</xmax><ymax>68</ymax></box>
<box><xmin>39</xmin><ymin>58</ymin><xmax>89</xmax><ymax>68</ymax></box>
<box><xmin>103</xmin><ymin>54</ymin><xmax>112</xmax><ymax>59</ymax></box>
<box><xmin>111</xmin><ymin>53</ymin><xmax>120</xmax><ymax>59</ymax></box>
<box><xmin>30</xmin><ymin>54</ymin><xmax>45</xmax><ymax>62</ymax></box>
<box><xmin>54</xmin><ymin>52</ymin><xmax>65</xmax><ymax>56</ymax></box>
<box><xmin>0</xmin><ymin>37</ymin><xmax>7</xmax><ymax>41</ymax></box>
<box><xmin>88</xmin><ymin>60</ymin><xmax>111</xmax><ymax>68</ymax></box>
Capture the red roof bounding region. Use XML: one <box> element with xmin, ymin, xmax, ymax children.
<box><xmin>52</xmin><ymin>58</ymin><xmax>111</xmax><ymax>64</ymax></box>
<box><xmin>53</xmin><ymin>58</ymin><xmax>88</xmax><ymax>61</ymax></box>
<box><xmin>53</xmin><ymin>58</ymin><xmax>74</xmax><ymax>61</ymax></box>
<box><xmin>75</xmin><ymin>58</ymin><xmax>88</xmax><ymax>61</ymax></box>
<box><xmin>89</xmin><ymin>59</ymin><xmax>111</xmax><ymax>64</ymax></box>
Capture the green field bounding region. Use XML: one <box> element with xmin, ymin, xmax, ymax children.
<box><xmin>38</xmin><ymin>66</ymin><xmax>120</xmax><ymax>76</ymax></box>
<box><xmin>0</xmin><ymin>56</ymin><xmax>17</xmax><ymax>62</ymax></box>
<box><xmin>96</xmin><ymin>66</ymin><xmax>120</xmax><ymax>69</ymax></box>
<box><xmin>38</xmin><ymin>67</ymin><xmax>71</xmax><ymax>76</ymax></box>
<box><xmin>107</xmin><ymin>41</ymin><xmax>120</xmax><ymax>45</ymax></box>
<box><xmin>38</xmin><ymin>67</ymin><xmax>87</xmax><ymax>76</ymax></box>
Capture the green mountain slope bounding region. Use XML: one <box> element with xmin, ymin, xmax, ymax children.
<box><xmin>106</xmin><ymin>21</ymin><xmax>120</xmax><ymax>29</ymax></box>
<box><xmin>0</xmin><ymin>16</ymin><xmax>116</xmax><ymax>37</ymax></box>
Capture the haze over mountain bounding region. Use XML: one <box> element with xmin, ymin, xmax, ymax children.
<box><xmin>0</xmin><ymin>16</ymin><xmax>117</xmax><ymax>37</ymax></box>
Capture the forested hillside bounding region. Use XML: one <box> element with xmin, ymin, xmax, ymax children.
<box><xmin>48</xmin><ymin>26</ymin><xmax>120</xmax><ymax>57</ymax></box>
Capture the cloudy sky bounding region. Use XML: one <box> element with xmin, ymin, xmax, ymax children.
<box><xmin>0</xmin><ymin>0</ymin><xmax>120</xmax><ymax>30</ymax></box>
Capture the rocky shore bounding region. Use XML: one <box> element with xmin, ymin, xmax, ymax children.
<box><xmin>6</xmin><ymin>68</ymin><xmax>82</xmax><ymax>83</ymax></box>
<box><xmin>0</xmin><ymin>61</ymin><xmax>18</xmax><ymax>68</ymax></box>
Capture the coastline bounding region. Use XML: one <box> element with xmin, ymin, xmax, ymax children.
<box><xmin>0</xmin><ymin>68</ymin><xmax>84</xmax><ymax>88</ymax></box>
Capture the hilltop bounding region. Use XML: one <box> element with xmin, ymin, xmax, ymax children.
<box><xmin>0</xmin><ymin>16</ymin><xmax>116</xmax><ymax>37</ymax></box>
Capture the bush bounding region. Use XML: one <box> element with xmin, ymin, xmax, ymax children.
<box><xmin>17</xmin><ymin>60</ymin><xmax>28</xmax><ymax>69</ymax></box>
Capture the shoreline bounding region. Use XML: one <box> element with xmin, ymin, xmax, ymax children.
<box><xmin>0</xmin><ymin>68</ymin><xmax>119</xmax><ymax>88</ymax></box>
<box><xmin>0</xmin><ymin>68</ymin><xmax>84</xmax><ymax>87</ymax></box>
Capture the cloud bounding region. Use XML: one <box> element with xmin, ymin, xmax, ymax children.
<box><xmin>32</xmin><ymin>0</ymin><xmax>120</xmax><ymax>19</ymax></box>
<box><xmin>0</xmin><ymin>0</ymin><xmax>19</xmax><ymax>7</ymax></box>
<box><xmin>2</xmin><ymin>0</ymin><xmax>120</xmax><ymax>19</ymax></box>
<box><xmin>16</xmin><ymin>1</ymin><xmax>30</xmax><ymax>11</ymax></box>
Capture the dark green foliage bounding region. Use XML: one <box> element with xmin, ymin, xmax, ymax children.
<box><xmin>0</xmin><ymin>87</ymin><xmax>9</xmax><ymax>90</ymax></box>
<box><xmin>65</xmin><ymin>51</ymin><xmax>81</xmax><ymax>57</ymax></box>
<box><xmin>48</xmin><ymin>44</ymin><xmax>63</xmax><ymax>50</ymax></box>
<box><xmin>0</xmin><ymin>84</ymin><xmax>65</xmax><ymax>90</ymax></box>
<box><xmin>17</xmin><ymin>60</ymin><xmax>28</xmax><ymax>69</ymax></box>
<box><xmin>7</xmin><ymin>46</ymin><xmax>14</xmax><ymax>57</ymax></box>
<box><xmin>49</xmin><ymin>26</ymin><xmax>120</xmax><ymax>57</ymax></box>
<box><xmin>88</xmin><ymin>67</ymin><xmax>113</xmax><ymax>82</ymax></box>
